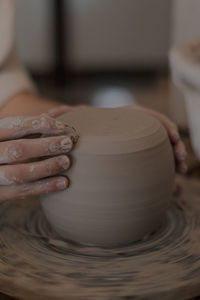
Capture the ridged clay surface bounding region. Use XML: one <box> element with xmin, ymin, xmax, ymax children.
<box><xmin>41</xmin><ymin>107</ymin><xmax>175</xmax><ymax>247</ymax></box>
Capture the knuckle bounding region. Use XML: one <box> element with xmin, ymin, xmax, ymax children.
<box><xmin>7</xmin><ymin>143</ymin><xmax>24</xmax><ymax>161</ymax></box>
<box><xmin>40</xmin><ymin>113</ymin><xmax>65</xmax><ymax>130</ymax></box>
<box><xmin>12</xmin><ymin>167</ymin><xmax>25</xmax><ymax>184</ymax></box>
<box><xmin>40</xmin><ymin>114</ymin><xmax>64</xmax><ymax>130</ymax></box>
<box><xmin>32</xmin><ymin>114</ymin><xmax>51</xmax><ymax>130</ymax></box>
<box><xmin>0</xmin><ymin>170</ymin><xmax>14</xmax><ymax>185</ymax></box>
<box><xmin>40</xmin><ymin>113</ymin><xmax>51</xmax><ymax>125</ymax></box>
<box><xmin>32</xmin><ymin>114</ymin><xmax>65</xmax><ymax>133</ymax></box>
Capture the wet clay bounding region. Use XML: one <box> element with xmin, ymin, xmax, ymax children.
<box><xmin>41</xmin><ymin>107</ymin><xmax>175</xmax><ymax>247</ymax></box>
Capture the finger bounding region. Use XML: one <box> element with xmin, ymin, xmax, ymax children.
<box><xmin>174</xmin><ymin>141</ymin><xmax>187</xmax><ymax>174</ymax></box>
<box><xmin>0</xmin><ymin>176</ymin><xmax>69</xmax><ymax>203</ymax></box>
<box><xmin>48</xmin><ymin>106</ymin><xmax>74</xmax><ymax>118</ymax></box>
<box><xmin>174</xmin><ymin>140</ymin><xmax>187</xmax><ymax>163</ymax></box>
<box><xmin>48</xmin><ymin>105</ymin><xmax>88</xmax><ymax>118</ymax></box>
<box><xmin>0</xmin><ymin>114</ymin><xmax>66</xmax><ymax>141</ymax></box>
<box><xmin>147</xmin><ymin>111</ymin><xmax>179</xmax><ymax>144</ymax></box>
<box><xmin>0</xmin><ymin>136</ymin><xmax>73</xmax><ymax>164</ymax></box>
<box><xmin>0</xmin><ymin>155</ymin><xmax>70</xmax><ymax>185</ymax></box>
<box><xmin>131</xmin><ymin>105</ymin><xmax>187</xmax><ymax>174</ymax></box>
<box><xmin>133</xmin><ymin>106</ymin><xmax>180</xmax><ymax>144</ymax></box>
<box><xmin>176</xmin><ymin>161</ymin><xmax>188</xmax><ymax>175</ymax></box>
<box><xmin>75</xmin><ymin>104</ymin><xmax>89</xmax><ymax>110</ymax></box>
<box><xmin>145</xmin><ymin>110</ymin><xmax>188</xmax><ymax>163</ymax></box>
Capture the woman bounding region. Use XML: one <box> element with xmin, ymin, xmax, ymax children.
<box><xmin>0</xmin><ymin>0</ymin><xmax>187</xmax><ymax>202</ymax></box>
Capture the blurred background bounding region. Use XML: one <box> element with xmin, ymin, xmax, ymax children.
<box><xmin>15</xmin><ymin>0</ymin><xmax>200</xmax><ymax>129</ymax></box>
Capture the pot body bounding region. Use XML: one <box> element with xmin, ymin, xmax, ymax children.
<box><xmin>41</xmin><ymin>108</ymin><xmax>175</xmax><ymax>247</ymax></box>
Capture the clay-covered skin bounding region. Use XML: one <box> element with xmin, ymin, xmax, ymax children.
<box><xmin>41</xmin><ymin>107</ymin><xmax>175</xmax><ymax>247</ymax></box>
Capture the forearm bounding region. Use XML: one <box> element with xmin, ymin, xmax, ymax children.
<box><xmin>0</xmin><ymin>92</ymin><xmax>59</xmax><ymax>118</ymax></box>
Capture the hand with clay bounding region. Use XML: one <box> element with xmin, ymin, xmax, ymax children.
<box><xmin>132</xmin><ymin>105</ymin><xmax>187</xmax><ymax>174</ymax></box>
<box><xmin>0</xmin><ymin>113</ymin><xmax>73</xmax><ymax>203</ymax></box>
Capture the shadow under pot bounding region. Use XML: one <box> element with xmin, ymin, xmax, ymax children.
<box><xmin>41</xmin><ymin>107</ymin><xmax>175</xmax><ymax>248</ymax></box>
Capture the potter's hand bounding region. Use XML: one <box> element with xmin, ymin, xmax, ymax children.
<box><xmin>0</xmin><ymin>114</ymin><xmax>73</xmax><ymax>202</ymax></box>
<box><xmin>132</xmin><ymin>106</ymin><xmax>187</xmax><ymax>174</ymax></box>
<box><xmin>48</xmin><ymin>105</ymin><xmax>88</xmax><ymax>118</ymax></box>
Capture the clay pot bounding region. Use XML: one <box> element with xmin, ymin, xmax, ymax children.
<box><xmin>41</xmin><ymin>107</ymin><xmax>175</xmax><ymax>247</ymax></box>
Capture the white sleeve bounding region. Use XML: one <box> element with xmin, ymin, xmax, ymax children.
<box><xmin>0</xmin><ymin>0</ymin><xmax>36</xmax><ymax>108</ymax></box>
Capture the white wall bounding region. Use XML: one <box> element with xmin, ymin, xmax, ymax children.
<box><xmin>169</xmin><ymin>0</ymin><xmax>200</xmax><ymax>128</ymax></box>
<box><xmin>16</xmin><ymin>0</ymin><xmax>54</xmax><ymax>71</ymax></box>
<box><xmin>15</xmin><ymin>0</ymin><xmax>171</xmax><ymax>72</ymax></box>
<box><xmin>67</xmin><ymin>0</ymin><xmax>171</xmax><ymax>70</ymax></box>
<box><xmin>171</xmin><ymin>0</ymin><xmax>200</xmax><ymax>44</ymax></box>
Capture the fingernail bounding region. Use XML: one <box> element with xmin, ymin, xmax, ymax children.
<box><xmin>60</xmin><ymin>137</ymin><xmax>73</xmax><ymax>151</ymax></box>
<box><xmin>58</xmin><ymin>156</ymin><xmax>70</xmax><ymax>170</ymax></box>
<box><xmin>55</xmin><ymin>121</ymin><xmax>65</xmax><ymax>130</ymax></box>
<box><xmin>56</xmin><ymin>178</ymin><xmax>68</xmax><ymax>190</ymax></box>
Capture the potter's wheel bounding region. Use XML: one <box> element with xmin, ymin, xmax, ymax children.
<box><xmin>0</xmin><ymin>177</ymin><xmax>200</xmax><ymax>300</ymax></box>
